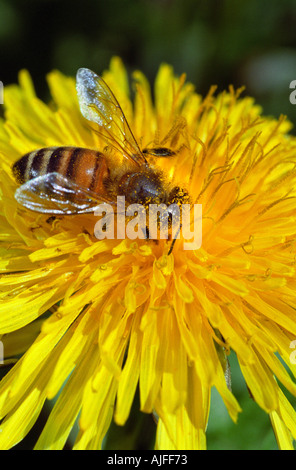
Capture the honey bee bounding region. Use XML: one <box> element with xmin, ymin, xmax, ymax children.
<box><xmin>12</xmin><ymin>68</ymin><xmax>189</xmax><ymax>246</ymax></box>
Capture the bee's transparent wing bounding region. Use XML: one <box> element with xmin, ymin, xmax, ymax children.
<box><xmin>76</xmin><ymin>68</ymin><xmax>146</xmax><ymax>166</ymax></box>
<box><xmin>15</xmin><ymin>173</ymin><xmax>116</xmax><ymax>214</ymax></box>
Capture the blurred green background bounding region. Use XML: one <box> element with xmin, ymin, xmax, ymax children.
<box><xmin>1</xmin><ymin>0</ymin><xmax>296</xmax><ymax>128</ymax></box>
<box><xmin>1</xmin><ymin>0</ymin><xmax>296</xmax><ymax>450</ymax></box>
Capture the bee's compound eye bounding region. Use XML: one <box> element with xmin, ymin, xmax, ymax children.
<box><xmin>142</xmin><ymin>147</ymin><xmax>175</xmax><ymax>157</ymax></box>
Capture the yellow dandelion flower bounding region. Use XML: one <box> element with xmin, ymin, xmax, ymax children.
<box><xmin>1</xmin><ymin>56</ymin><xmax>296</xmax><ymax>450</ymax></box>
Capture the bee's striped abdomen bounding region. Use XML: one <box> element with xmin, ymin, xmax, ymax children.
<box><xmin>12</xmin><ymin>146</ymin><xmax>109</xmax><ymax>195</ymax></box>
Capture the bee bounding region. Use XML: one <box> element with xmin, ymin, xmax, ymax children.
<box><xmin>12</xmin><ymin>68</ymin><xmax>190</xmax><ymax>249</ymax></box>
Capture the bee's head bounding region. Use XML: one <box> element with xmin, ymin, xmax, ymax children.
<box><xmin>168</xmin><ymin>186</ymin><xmax>190</xmax><ymax>206</ymax></box>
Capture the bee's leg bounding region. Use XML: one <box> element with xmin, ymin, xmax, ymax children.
<box><xmin>142</xmin><ymin>226</ymin><xmax>159</xmax><ymax>244</ymax></box>
<box><xmin>145</xmin><ymin>226</ymin><xmax>150</xmax><ymax>239</ymax></box>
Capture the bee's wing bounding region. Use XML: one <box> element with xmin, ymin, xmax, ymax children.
<box><xmin>15</xmin><ymin>173</ymin><xmax>117</xmax><ymax>214</ymax></box>
<box><xmin>76</xmin><ymin>68</ymin><xmax>146</xmax><ymax>166</ymax></box>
